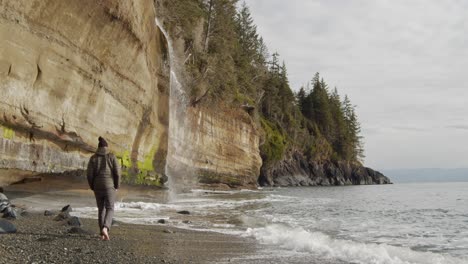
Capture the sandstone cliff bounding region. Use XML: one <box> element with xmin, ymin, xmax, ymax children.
<box><xmin>0</xmin><ymin>0</ymin><xmax>262</xmax><ymax>188</ymax></box>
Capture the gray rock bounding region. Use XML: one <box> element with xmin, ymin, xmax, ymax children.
<box><xmin>0</xmin><ymin>219</ymin><xmax>17</xmax><ymax>233</ymax></box>
<box><xmin>0</xmin><ymin>200</ymin><xmax>10</xmax><ymax>213</ymax></box>
<box><xmin>44</xmin><ymin>210</ymin><xmax>54</xmax><ymax>216</ymax></box>
<box><xmin>54</xmin><ymin>212</ymin><xmax>70</xmax><ymax>221</ymax></box>
<box><xmin>2</xmin><ymin>207</ymin><xmax>17</xmax><ymax>219</ymax></box>
<box><xmin>177</xmin><ymin>210</ymin><xmax>190</xmax><ymax>215</ymax></box>
<box><xmin>157</xmin><ymin>219</ymin><xmax>166</xmax><ymax>224</ymax></box>
<box><xmin>67</xmin><ymin>216</ymin><xmax>81</xmax><ymax>227</ymax></box>
<box><xmin>61</xmin><ymin>205</ymin><xmax>72</xmax><ymax>213</ymax></box>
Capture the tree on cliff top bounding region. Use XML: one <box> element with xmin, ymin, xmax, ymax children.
<box><xmin>159</xmin><ymin>0</ymin><xmax>365</xmax><ymax>165</ymax></box>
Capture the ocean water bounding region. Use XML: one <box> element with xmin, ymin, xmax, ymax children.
<box><xmin>71</xmin><ymin>182</ymin><xmax>468</xmax><ymax>264</ymax></box>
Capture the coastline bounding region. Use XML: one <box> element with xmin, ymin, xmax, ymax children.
<box><xmin>0</xmin><ymin>177</ymin><xmax>259</xmax><ymax>264</ymax></box>
<box><xmin>0</xmin><ymin>176</ymin><xmax>343</xmax><ymax>264</ymax></box>
<box><xmin>2</xmin><ymin>178</ymin><xmax>466</xmax><ymax>264</ymax></box>
<box><xmin>0</xmin><ymin>212</ymin><xmax>257</xmax><ymax>264</ymax></box>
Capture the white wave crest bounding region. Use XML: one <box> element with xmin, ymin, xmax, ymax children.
<box><xmin>245</xmin><ymin>224</ymin><xmax>467</xmax><ymax>264</ymax></box>
<box><xmin>115</xmin><ymin>202</ymin><xmax>162</xmax><ymax>211</ymax></box>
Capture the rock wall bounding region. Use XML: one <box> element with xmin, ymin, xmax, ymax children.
<box><xmin>0</xmin><ymin>0</ymin><xmax>168</xmax><ymax>185</ymax></box>
<box><xmin>0</xmin><ymin>0</ymin><xmax>263</xmax><ymax>188</ymax></box>
<box><xmin>259</xmin><ymin>151</ymin><xmax>392</xmax><ymax>187</ymax></box>
<box><xmin>166</xmin><ymin>106</ymin><xmax>262</xmax><ymax>190</ymax></box>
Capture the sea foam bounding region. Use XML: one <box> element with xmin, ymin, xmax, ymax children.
<box><xmin>245</xmin><ymin>224</ymin><xmax>467</xmax><ymax>264</ymax></box>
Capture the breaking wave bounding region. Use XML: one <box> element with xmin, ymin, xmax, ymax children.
<box><xmin>245</xmin><ymin>224</ymin><xmax>467</xmax><ymax>264</ymax></box>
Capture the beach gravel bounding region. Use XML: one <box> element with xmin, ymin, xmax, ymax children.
<box><xmin>0</xmin><ymin>212</ymin><xmax>256</xmax><ymax>264</ymax></box>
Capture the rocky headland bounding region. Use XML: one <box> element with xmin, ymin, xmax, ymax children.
<box><xmin>259</xmin><ymin>151</ymin><xmax>391</xmax><ymax>187</ymax></box>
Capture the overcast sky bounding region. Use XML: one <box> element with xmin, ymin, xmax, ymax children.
<box><xmin>244</xmin><ymin>0</ymin><xmax>468</xmax><ymax>170</ymax></box>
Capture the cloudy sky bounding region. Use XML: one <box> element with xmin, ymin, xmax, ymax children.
<box><xmin>244</xmin><ymin>0</ymin><xmax>468</xmax><ymax>170</ymax></box>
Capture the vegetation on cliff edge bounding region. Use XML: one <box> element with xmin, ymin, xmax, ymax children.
<box><xmin>157</xmin><ymin>0</ymin><xmax>365</xmax><ymax>169</ymax></box>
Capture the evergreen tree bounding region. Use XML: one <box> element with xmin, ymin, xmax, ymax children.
<box><xmin>310</xmin><ymin>73</ymin><xmax>333</xmax><ymax>137</ymax></box>
<box><xmin>296</xmin><ymin>86</ymin><xmax>306</xmax><ymax>109</ymax></box>
<box><xmin>342</xmin><ymin>95</ymin><xmax>364</xmax><ymax>162</ymax></box>
<box><xmin>256</xmin><ymin>37</ymin><xmax>269</xmax><ymax>65</ymax></box>
<box><xmin>236</xmin><ymin>2</ymin><xmax>259</xmax><ymax>60</ymax></box>
<box><xmin>159</xmin><ymin>0</ymin><xmax>366</xmax><ymax>165</ymax></box>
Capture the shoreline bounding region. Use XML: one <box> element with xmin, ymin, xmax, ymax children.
<box><xmin>0</xmin><ymin>212</ymin><xmax>258</xmax><ymax>264</ymax></box>
<box><xmin>0</xmin><ymin>177</ymin><xmax>260</xmax><ymax>264</ymax></box>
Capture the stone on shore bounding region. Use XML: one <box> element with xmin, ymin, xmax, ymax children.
<box><xmin>61</xmin><ymin>205</ymin><xmax>72</xmax><ymax>213</ymax></box>
<box><xmin>0</xmin><ymin>219</ymin><xmax>17</xmax><ymax>234</ymax></box>
<box><xmin>2</xmin><ymin>207</ymin><xmax>17</xmax><ymax>219</ymax></box>
<box><xmin>54</xmin><ymin>212</ymin><xmax>70</xmax><ymax>221</ymax></box>
<box><xmin>44</xmin><ymin>210</ymin><xmax>54</xmax><ymax>216</ymax></box>
<box><xmin>177</xmin><ymin>210</ymin><xmax>190</xmax><ymax>215</ymax></box>
<box><xmin>67</xmin><ymin>216</ymin><xmax>81</xmax><ymax>227</ymax></box>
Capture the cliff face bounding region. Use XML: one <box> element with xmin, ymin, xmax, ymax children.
<box><xmin>0</xmin><ymin>0</ymin><xmax>262</xmax><ymax>188</ymax></box>
<box><xmin>259</xmin><ymin>151</ymin><xmax>391</xmax><ymax>187</ymax></box>
<box><xmin>0</xmin><ymin>0</ymin><xmax>386</xmax><ymax>189</ymax></box>
<box><xmin>166</xmin><ymin>107</ymin><xmax>261</xmax><ymax>190</ymax></box>
<box><xmin>0</xmin><ymin>0</ymin><xmax>169</xmax><ymax>186</ymax></box>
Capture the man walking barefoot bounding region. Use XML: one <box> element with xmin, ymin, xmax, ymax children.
<box><xmin>87</xmin><ymin>137</ymin><xmax>121</xmax><ymax>241</ymax></box>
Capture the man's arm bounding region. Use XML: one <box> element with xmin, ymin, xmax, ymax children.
<box><xmin>111</xmin><ymin>154</ymin><xmax>121</xmax><ymax>189</ymax></box>
<box><xmin>87</xmin><ymin>157</ymin><xmax>95</xmax><ymax>190</ymax></box>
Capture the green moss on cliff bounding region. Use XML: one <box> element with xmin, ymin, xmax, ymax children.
<box><xmin>260</xmin><ymin>118</ymin><xmax>286</xmax><ymax>164</ymax></box>
<box><xmin>118</xmin><ymin>150</ymin><xmax>132</xmax><ymax>168</ymax></box>
<box><xmin>135</xmin><ymin>146</ymin><xmax>161</xmax><ymax>186</ymax></box>
<box><xmin>2</xmin><ymin>126</ymin><xmax>15</xmax><ymax>140</ymax></box>
<box><xmin>117</xmin><ymin>145</ymin><xmax>164</xmax><ymax>187</ymax></box>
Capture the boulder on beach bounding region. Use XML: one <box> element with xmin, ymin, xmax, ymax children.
<box><xmin>0</xmin><ymin>193</ymin><xmax>11</xmax><ymax>213</ymax></box>
<box><xmin>61</xmin><ymin>205</ymin><xmax>72</xmax><ymax>213</ymax></box>
<box><xmin>54</xmin><ymin>211</ymin><xmax>70</xmax><ymax>221</ymax></box>
<box><xmin>54</xmin><ymin>205</ymin><xmax>73</xmax><ymax>221</ymax></box>
<box><xmin>67</xmin><ymin>216</ymin><xmax>81</xmax><ymax>227</ymax></box>
<box><xmin>2</xmin><ymin>207</ymin><xmax>18</xmax><ymax>219</ymax></box>
<box><xmin>0</xmin><ymin>219</ymin><xmax>17</xmax><ymax>234</ymax></box>
<box><xmin>44</xmin><ymin>210</ymin><xmax>54</xmax><ymax>216</ymax></box>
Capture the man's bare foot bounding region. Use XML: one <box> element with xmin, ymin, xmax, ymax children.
<box><xmin>102</xmin><ymin>227</ymin><xmax>110</xmax><ymax>241</ymax></box>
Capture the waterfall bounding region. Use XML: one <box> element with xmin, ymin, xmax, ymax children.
<box><xmin>155</xmin><ymin>18</ymin><xmax>193</xmax><ymax>201</ymax></box>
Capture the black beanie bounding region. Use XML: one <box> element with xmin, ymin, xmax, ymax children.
<box><xmin>98</xmin><ymin>136</ymin><xmax>108</xmax><ymax>148</ymax></box>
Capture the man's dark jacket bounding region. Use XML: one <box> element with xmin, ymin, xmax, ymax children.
<box><xmin>87</xmin><ymin>147</ymin><xmax>121</xmax><ymax>190</ymax></box>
